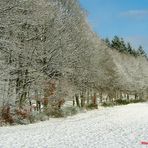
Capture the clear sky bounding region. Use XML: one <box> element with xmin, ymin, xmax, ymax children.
<box><xmin>80</xmin><ymin>0</ymin><xmax>148</xmax><ymax>53</ymax></box>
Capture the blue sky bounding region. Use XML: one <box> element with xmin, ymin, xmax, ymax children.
<box><xmin>80</xmin><ymin>0</ymin><xmax>148</xmax><ymax>53</ymax></box>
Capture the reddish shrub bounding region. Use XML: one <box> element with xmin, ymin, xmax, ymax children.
<box><xmin>58</xmin><ymin>98</ymin><xmax>65</xmax><ymax>109</ymax></box>
<box><xmin>15</xmin><ymin>108</ymin><xmax>30</xmax><ymax>119</ymax></box>
<box><xmin>42</xmin><ymin>98</ymin><xmax>49</xmax><ymax>106</ymax></box>
<box><xmin>1</xmin><ymin>105</ymin><xmax>13</xmax><ymax>124</ymax></box>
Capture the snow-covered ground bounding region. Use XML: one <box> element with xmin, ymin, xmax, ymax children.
<box><xmin>0</xmin><ymin>103</ymin><xmax>148</xmax><ymax>148</ymax></box>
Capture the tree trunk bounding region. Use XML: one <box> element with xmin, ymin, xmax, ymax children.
<box><xmin>87</xmin><ymin>90</ymin><xmax>90</xmax><ymax>105</ymax></box>
<box><xmin>73</xmin><ymin>96</ymin><xmax>75</xmax><ymax>106</ymax></box>
<box><xmin>80</xmin><ymin>92</ymin><xmax>85</xmax><ymax>107</ymax></box>
<box><xmin>93</xmin><ymin>92</ymin><xmax>97</xmax><ymax>105</ymax></box>
<box><xmin>127</xmin><ymin>93</ymin><xmax>129</xmax><ymax>100</ymax></box>
<box><xmin>120</xmin><ymin>91</ymin><xmax>123</xmax><ymax>99</ymax></box>
<box><xmin>75</xmin><ymin>94</ymin><xmax>80</xmax><ymax>107</ymax></box>
<box><xmin>135</xmin><ymin>93</ymin><xmax>138</xmax><ymax>100</ymax></box>
<box><xmin>99</xmin><ymin>91</ymin><xmax>103</xmax><ymax>103</ymax></box>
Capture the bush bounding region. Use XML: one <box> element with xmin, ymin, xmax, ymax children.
<box><xmin>50</xmin><ymin>109</ymin><xmax>64</xmax><ymax>118</ymax></box>
<box><xmin>86</xmin><ymin>103</ymin><xmax>98</xmax><ymax>109</ymax></box>
<box><xmin>1</xmin><ymin>105</ymin><xmax>13</xmax><ymax>124</ymax></box>
<box><xmin>115</xmin><ymin>99</ymin><xmax>130</xmax><ymax>105</ymax></box>
<box><xmin>130</xmin><ymin>99</ymin><xmax>145</xmax><ymax>103</ymax></box>
<box><xmin>62</xmin><ymin>106</ymin><xmax>79</xmax><ymax>117</ymax></box>
<box><xmin>115</xmin><ymin>99</ymin><xmax>145</xmax><ymax>105</ymax></box>
<box><xmin>28</xmin><ymin>113</ymin><xmax>36</xmax><ymax>123</ymax></box>
<box><xmin>101</xmin><ymin>99</ymin><xmax>146</xmax><ymax>108</ymax></box>
<box><xmin>33</xmin><ymin>112</ymin><xmax>49</xmax><ymax>121</ymax></box>
<box><xmin>43</xmin><ymin>106</ymin><xmax>64</xmax><ymax>118</ymax></box>
<box><xmin>101</xmin><ymin>102</ymin><xmax>115</xmax><ymax>107</ymax></box>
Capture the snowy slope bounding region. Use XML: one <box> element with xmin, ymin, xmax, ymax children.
<box><xmin>0</xmin><ymin>103</ymin><xmax>148</xmax><ymax>148</ymax></box>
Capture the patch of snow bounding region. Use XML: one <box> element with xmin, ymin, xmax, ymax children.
<box><xmin>0</xmin><ymin>103</ymin><xmax>148</xmax><ymax>148</ymax></box>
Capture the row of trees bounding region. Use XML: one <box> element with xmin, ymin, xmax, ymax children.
<box><xmin>103</xmin><ymin>36</ymin><xmax>148</xmax><ymax>58</ymax></box>
<box><xmin>0</xmin><ymin>0</ymin><xmax>101</xmax><ymax>111</ymax></box>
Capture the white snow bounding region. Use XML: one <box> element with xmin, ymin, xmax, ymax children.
<box><xmin>0</xmin><ymin>103</ymin><xmax>148</xmax><ymax>148</ymax></box>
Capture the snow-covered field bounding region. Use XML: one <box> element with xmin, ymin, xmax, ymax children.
<box><xmin>0</xmin><ymin>103</ymin><xmax>148</xmax><ymax>148</ymax></box>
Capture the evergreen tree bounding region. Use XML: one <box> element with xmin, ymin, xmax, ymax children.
<box><xmin>127</xmin><ymin>42</ymin><xmax>133</xmax><ymax>54</ymax></box>
<box><xmin>104</xmin><ymin>38</ymin><xmax>111</xmax><ymax>47</ymax></box>
<box><xmin>106</xmin><ymin>36</ymin><xmax>148</xmax><ymax>58</ymax></box>
<box><xmin>120</xmin><ymin>38</ymin><xmax>127</xmax><ymax>53</ymax></box>
<box><xmin>132</xmin><ymin>49</ymin><xmax>138</xmax><ymax>57</ymax></box>
<box><xmin>111</xmin><ymin>36</ymin><xmax>121</xmax><ymax>51</ymax></box>
<box><xmin>137</xmin><ymin>45</ymin><xmax>146</xmax><ymax>57</ymax></box>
